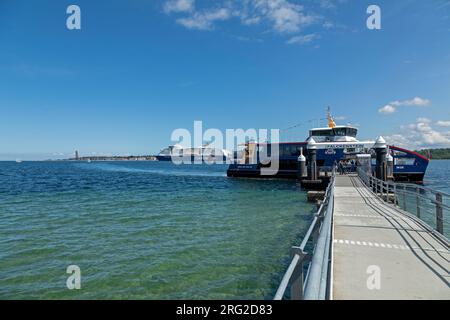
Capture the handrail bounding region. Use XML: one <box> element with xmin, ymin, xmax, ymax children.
<box><xmin>304</xmin><ymin>182</ymin><xmax>334</xmax><ymax>300</ymax></box>
<box><xmin>357</xmin><ymin>168</ymin><xmax>449</xmax><ymax>237</ymax></box>
<box><xmin>400</xmin><ymin>182</ymin><xmax>450</xmax><ymax>198</ymax></box>
<box><xmin>274</xmin><ymin>168</ymin><xmax>335</xmax><ymax>300</ymax></box>
<box><xmin>394</xmin><ymin>188</ymin><xmax>450</xmax><ymax>210</ymax></box>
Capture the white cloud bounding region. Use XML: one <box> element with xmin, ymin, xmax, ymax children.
<box><xmin>378</xmin><ymin>97</ymin><xmax>431</xmax><ymax>114</ymax></box>
<box><xmin>322</xmin><ymin>21</ymin><xmax>334</xmax><ymax>29</ymax></box>
<box><xmin>164</xmin><ymin>0</ymin><xmax>319</xmax><ymax>35</ymax></box>
<box><xmin>392</xmin><ymin>97</ymin><xmax>431</xmax><ymax>107</ymax></box>
<box><xmin>253</xmin><ymin>0</ymin><xmax>317</xmax><ymax>33</ymax></box>
<box><xmin>177</xmin><ymin>8</ymin><xmax>231</xmax><ymax>30</ymax></box>
<box><xmin>232</xmin><ymin>35</ymin><xmax>263</xmax><ymax>42</ymax></box>
<box><xmin>286</xmin><ymin>33</ymin><xmax>318</xmax><ymax>44</ymax></box>
<box><xmin>378</xmin><ymin>105</ymin><xmax>396</xmax><ymax>114</ymax></box>
<box><xmin>384</xmin><ymin>134</ymin><xmax>413</xmax><ymax>148</ymax></box>
<box><xmin>241</xmin><ymin>16</ymin><xmax>261</xmax><ymax>25</ymax></box>
<box><xmin>436</xmin><ymin>120</ymin><xmax>450</xmax><ymax>127</ymax></box>
<box><xmin>164</xmin><ymin>0</ymin><xmax>195</xmax><ymax>13</ymax></box>
<box><xmin>385</xmin><ymin>118</ymin><xmax>450</xmax><ymax>149</ymax></box>
<box><xmin>319</xmin><ymin>0</ymin><xmax>336</xmax><ymax>9</ymax></box>
<box><xmin>319</xmin><ymin>0</ymin><xmax>348</xmax><ymax>10</ymax></box>
<box><xmin>416</xmin><ymin>117</ymin><xmax>431</xmax><ymax>124</ymax></box>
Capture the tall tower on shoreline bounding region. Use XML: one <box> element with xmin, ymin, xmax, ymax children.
<box><xmin>75</xmin><ymin>150</ymin><xmax>79</xmax><ymax>160</ymax></box>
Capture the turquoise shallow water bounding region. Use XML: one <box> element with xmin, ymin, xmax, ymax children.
<box><xmin>0</xmin><ymin>161</ymin><xmax>315</xmax><ymax>299</ymax></box>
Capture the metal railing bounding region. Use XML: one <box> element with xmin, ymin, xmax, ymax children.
<box><xmin>274</xmin><ymin>170</ymin><xmax>335</xmax><ymax>300</ymax></box>
<box><xmin>358</xmin><ymin>169</ymin><xmax>450</xmax><ymax>238</ymax></box>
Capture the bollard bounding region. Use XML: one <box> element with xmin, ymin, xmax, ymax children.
<box><xmin>297</xmin><ymin>148</ymin><xmax>307</xmax><ymax>180</ymax></box>
<box><xmin>307</xmin><ymin>138</ymin><xmax>318</xmax><ymax>181</ymax></box>
<box><xmin>373</xmin><ymin>136</ymin><xmax>387</xmax><ymax>181</ymax></box>
<box><xmin>386</xmin><ymin>149</ymin><xmax>394</xmax><ymax>179</ymax></box>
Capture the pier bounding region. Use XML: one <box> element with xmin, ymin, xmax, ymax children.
<box><xmin>275</xmin><ymin>170</ymin><xmax>450</xmax><ymax>300</ymax></box>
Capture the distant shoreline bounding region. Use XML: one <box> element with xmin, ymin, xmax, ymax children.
<box><xmin>62</xmin><ymin>156</ymin><xmax>158</xmax><ymax>162</ymax></box>
<box><xmin>0</xmin><ymin>156</ymin><xmax>159</xmax><ymax>162</ymax></box>
<box><xmin>416</xmin><ymin>148</ymin><xmax>450</xmax><ymax>160</ymax></box>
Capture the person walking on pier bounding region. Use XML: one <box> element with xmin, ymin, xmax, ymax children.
<box><xmin>338</xmin><ymin>161</ymin><xmax>344</xmax><ymax>175</ymax></box>
<box><xmin>351</xmin><ymin>160</ymin><xmax>356</xmax><ymax>173</ymax></box>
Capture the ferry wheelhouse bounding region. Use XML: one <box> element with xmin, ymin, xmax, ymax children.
<box><xmin>227</xmin><ymin>114</ymin><xmax>429</xmax><ymax>182</ymax></box>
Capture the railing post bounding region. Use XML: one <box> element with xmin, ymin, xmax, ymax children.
<box><xmin>387</xmin><ymin>183</ymin><xmax>390</xmax><ymax>202</ymax></box>
<box><xmin>416</xmin><ymin>186</ymin><xmax>421</xmax><ymax>219</ymax></box>
<box><xmin>436</xmin><ymin>193</ymin><xmax>443</xmax><ymax>234</ymax></box>
<box><xmin>403</xmin><ymin>185</ymin><xmax>407</xmax><ymax>211</ymax></box>
<box><xmin>290</xmin><ymin>246</ymin><xmax>309</xmax><ymax>300</ymax></box>
<box><xmin>290</xmin><ymin>261</ymin><xmax>304</xmax><ymax>300</ymax></box>
<box><xmin>393</xmin><ymin>183</ymin><xmax>397</xmax><ymax>206</ymax></box>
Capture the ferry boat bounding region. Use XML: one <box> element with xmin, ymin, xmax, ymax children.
<box><xmin>156</xmin><ymin>144</ymin><xmax>232</xmax><ymax>162</ymax></box>
<box><xmin>227</xmin><ymin>112</ymin><xmax>429</xmax><ymax>182</ymax></box>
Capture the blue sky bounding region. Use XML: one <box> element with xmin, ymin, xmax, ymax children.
<box><xmin>1</xmin><ymin>0</ymin><xmax>450</xmax><ymax>160</ymax></box>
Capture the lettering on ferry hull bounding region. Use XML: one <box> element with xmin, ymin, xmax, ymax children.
<box><xmin>325</xmin><ymin>144</ymin><xmax>366</xmax><ymax>149</ymax></box>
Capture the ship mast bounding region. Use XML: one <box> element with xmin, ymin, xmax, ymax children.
<box><xmin>327</xmin><ymin>107</ymin><xmax>336</xmax><ymax>128</ymax></box>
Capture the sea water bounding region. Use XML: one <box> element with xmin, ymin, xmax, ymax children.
<box><xmin>0</xmin><ymin>161</ymin><xmax>314</xmax><ymax>299</ymax></box>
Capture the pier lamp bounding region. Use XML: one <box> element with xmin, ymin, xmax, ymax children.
<box><xmin>307</xmin><ymin>138</ymin><xmax>318</xmax><ymax>181</ymax></box>
<box><xmin>297</xmin><ymin>148</ymin><xmax>307</xmax><ymax>180</ymax></box>
<box><xmin>373</xmin><ymin>136</ymin><xmax>387</xmax><ymax>181</ymax></box>
<box><xmin>386</xmin><ymin>148</ymin><xmax>394</xmax><ymax>179</ymax></box>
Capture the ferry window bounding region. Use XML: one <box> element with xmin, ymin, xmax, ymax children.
<box><xmin>279</xmin><ymin>145</ymin><xmax>300</xmax><ymax>157</ymax></box>
<box><xmin>311</xmin><ymin>130</ymin><xmax>332</xmax><ymax>136</ymax></box>
<box><xmin>290</xmin><ymin>145</ymin><xmax>301</xmax><ymax>156</ymax></box>
<box><xmin>347</xmin><ymin>128</ymin><xmax>357</xmax><ymax>137</ymax></box>
<box><xmin>333</xmin><ymin>128</ymin><xmax>346</xmax><ymax>136</ymax></box>
<box><xmin>280</xmin><ymin>145</ymin><xmax>289</xmax><ymax>157</ymax></box>
<box><xmin>393</xmin><ymin>150</ymin><xmax>407</xmax><ymax>156</ymax></box>
<box><xmin>395</xmin><ymin>158</ymin><xmax>416</xmax><ymax>166</ymax></box>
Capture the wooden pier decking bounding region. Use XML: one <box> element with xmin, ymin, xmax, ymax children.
<box><xmin>332</xmin><ymin>175</ymin><xmax>450</xmax><ymax>299</ymax></box>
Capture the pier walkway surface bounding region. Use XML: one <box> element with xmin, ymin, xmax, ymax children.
<box><xmin>332</xmin><ymin>175</ymin><xmax>450</xmax><ymax>299</ymax></box>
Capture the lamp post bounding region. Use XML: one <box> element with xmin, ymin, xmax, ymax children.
<box><xmin>297</xmin><ymin>147</ymin><xmax>307</xmax><ymax>180</ymax></box>
<box><xmin>307</xmin><ymin>138</ymin><xmax>318</xmax><ymax>181</ymax></box>
<box><xmin>373</xmin><ymin>136</ymin><xmax>387</xmax><ymax>181</ymax></box>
